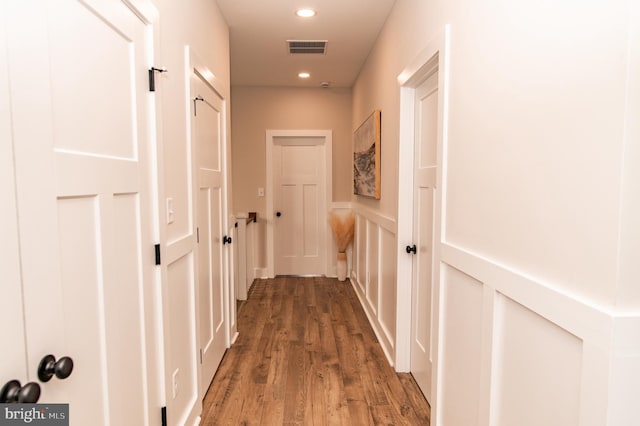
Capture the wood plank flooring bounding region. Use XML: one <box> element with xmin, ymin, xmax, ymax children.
<box><xmin>201</xmin><ymin>276</ymin><xmax>430</xmax><ymax>425</ymax></box>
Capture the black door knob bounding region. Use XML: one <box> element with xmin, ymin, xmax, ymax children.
<box><xmin>38</xmin><ymin>354</ymin><xmax>74</xmax><ymax>382</ymax></box>
<box><xmin>223</xmin><ymin>235</ymin><xmax>232</xmax><ymax>245</ymax></box>
<box><xmin>276</xmin><ymin>211</ymin><xmax>281</xmax><ymax>217</ymax></box>
<box><xmin>406</xmin><ymin>244</ymin><xmax>417</xmax><ymax>254</ymax></box>
<box><xmin>0</xmin><ymin>380</ymin><xmax>41</xmax><ymax>403</ymax></box>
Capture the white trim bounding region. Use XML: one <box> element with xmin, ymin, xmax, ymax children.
<box><xmin>441</xmin><ymin>243</ymin><xmax>613</xmax><ymax>345</ymax></box>
<box><xmin>396</xmin><ymin>25</ymin><xmax>450</xmax><ymax>422</ymax></box>
<box><xmin>330</xmin><ymin>201</ymin><xmax>353</xmax><ymax>209</ymax></box>
<box><xmin>356</xmin><ymin>203</ymin><xmax>397</xmax><ymax>233</ymax></box>
<box><xmin>350</xmin><ymin>208</ymin><xmax>397</xmax><ymax>365</ymax></box>
<box><xmin>130</xmin><ymin>2</ymin><xmax>166</xmax><ymax>424</ymax></box>
<box><xmin>396</xmin><ymin>86</ymin><xmax>416</xmax><ymax>372</ymax></box>
<box><xmin>265</xmin><ymin>129</ymin><xmax>333</xmax><ymax>278</ymax></box>
<box><xmin>348</xmin><ymin>275</ymin><xmax>396</xmax><ymax>366</ymax></box>
<box><xmin>116</xmin><ymin>2</ymin><xmax>165</xmax><ymax>423</ymax></box>
<box><xmin>254</xmin><ymin>267</ymin><xmax>268</xmax><ymax>279</ymax></box>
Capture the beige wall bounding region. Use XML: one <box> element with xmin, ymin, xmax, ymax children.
<box><xmin>231</xmin><ymin>86</ymin><xmax>353</xmax><ymax>268</ymax></box>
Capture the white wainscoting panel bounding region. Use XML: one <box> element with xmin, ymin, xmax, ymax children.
<box><xmin>379</xmin><ymin>228</ymin><xmax>397</xmax><ymax>348</ymax></box>
<box><xmin>350</xmin><ymin>205</ymin><xmax>640</xmax><ymax>426</ymax></box>
<box><xmin>434</xmin><ymin>242</ymin><xmax>633</xmax><ymax>426</ymax></box>
<box><xmin>351</xmin><ymin>207</ymin><xmax>398</xmax><ymax>364</ymax></box>
<box><xmin>366</xmin><ymin>223</ymin><xmax>379</xmax><ymax>315</ymax></box>
<box><xmin>439</xmin><ymin>265</ymin><xmax>484</xmax><ymax>426</ymax></box>
<box><xmin>166</xmin><ymin>252</ymin><xmax>198</xmax><ymax>425</ymax></box>
<box><xmin>356</xmin><ymin>215</ymin><xmax>367</xmax><ymax>294</ymax></box>
<box><xmin>492</xmin><ymin>293</ymin><xmax>582</xmax><ymax>426</ymax></box>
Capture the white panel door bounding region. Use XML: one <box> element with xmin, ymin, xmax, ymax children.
<box><xmin>273</xmin><ymin>138</ymin><xmax>325</xmax><ymax>276</ymax></box>
<box><xmin>6</xmin><ymin>1</ymin><xmax>159</xmax><ymax>424</ymax></box>
<box><xmin>192</xmin><ymin>75</ymin><xmax>227</xmax><ymax>398</ymax></box>
<box><xmin>410</xmin><ymin>70</ymin><xmax>439</xmax><ymax>402</ymax></box>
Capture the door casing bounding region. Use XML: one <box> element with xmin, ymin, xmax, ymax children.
<box><xmin>396</xmin><ymin>25</ymin><xmax>450</xmax><ymax>421</ymax></box>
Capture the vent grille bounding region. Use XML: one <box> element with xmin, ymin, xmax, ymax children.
<box><xmin>287</xmin><ymin>40</ymin><xmax>327</xmax><ymax>54</ymax></box>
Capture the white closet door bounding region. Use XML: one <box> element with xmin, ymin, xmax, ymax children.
<box><xmin>273</xmin><ymin>138</ymin><xmax>326</xmax><ymax>276</ymax></box>
<box><xmin>192</xmin><ymin>75</ymin><xmax>228</xmax><ymax>398</ymax></box>
<box><xmin>410</xmin><ymin>70</ymin><xmax>439</xmax><ymax>403</ymax></box>
<box><xmin>7</xmin><ymin>1</ymin><xmax>159</xmax><ymax>424</ymax></box>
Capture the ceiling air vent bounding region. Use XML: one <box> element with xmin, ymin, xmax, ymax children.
<box><xmin>287</xmin><ymin>40</ymin><xmax>327</xmax><ymax>55</ymax></box>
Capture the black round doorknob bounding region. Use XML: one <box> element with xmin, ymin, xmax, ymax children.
<box><xmin>276</xmin><ymin>211</ymin><xmax>281</xmax><ymax>217</ymax></box>
<box><xmin>223</xmin><ymin>235</ymin><xmax>232</xmax><ymax>245</ymax></box>
<box><xmin>0</xmin><ymin>380</ymin><xmax>41</xmax><ymax>403</ymax></box>
<box><xmin>38</xmin><ymin>354</ymin><xmax>74</xmax><ymax>382</ymax></box>
<box><xmin>406</xmin><ymin>244</ymin><xmax>417</xmax><ymax>254</ymax></box>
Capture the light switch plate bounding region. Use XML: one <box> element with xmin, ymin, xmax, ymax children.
<box><xmin>172</xmin><ymin>368</ymin><xmax>179</xmax><ymax>399</ymax></box>
<box><xmin>166</xmin><ymin>198</ymin><xmax>174</xmax><ymax>224</ymax></box>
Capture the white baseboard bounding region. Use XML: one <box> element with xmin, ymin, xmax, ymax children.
<box><xmin>254</xmin><ymin>267</ymin><xmax>268</xmax><ymax>279</ymax></box>
<box><xmin>348</xmin><ymin>274</ymin><xmax>395</xmax><ymax>367</ymax></box>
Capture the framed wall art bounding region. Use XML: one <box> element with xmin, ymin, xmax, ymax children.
<box><xmin>353</xmin><ymin>109</ymin><xmax>381</xmax><ymax>199</ymax></box>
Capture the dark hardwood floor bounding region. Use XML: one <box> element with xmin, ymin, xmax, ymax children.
<box><xmin>201</xmin><ymin>276</ymin><xmax>430</xmax><ymax>425</ymax></box>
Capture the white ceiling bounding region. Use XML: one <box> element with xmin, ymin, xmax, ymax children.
<box><xmin>215</xmin><ymin>0</ymin><xmax>396</xmax><ymax>88</ymax></box>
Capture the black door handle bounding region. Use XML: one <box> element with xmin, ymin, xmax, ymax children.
<box><xmin>406</xmin><ymin>244</ymin><xmax>417</xmax><ymax>254</ymax></box>
<box><xmin>276</xmin><ymin>211</ymin><xmax>281</xmax><ymax>217</ymax></box>
<box><xmin>0</xmin><ymin>380</ymin><xmax>41</xmax><ymax>403</ymax></box>
<box><xmin>223</xmin><ymin>235</ymin><xmax>232</xmax><ymax>245</ymax></box>
<box><xmin>38</xmin><ymin>354</ymin><xmax>74</xmax><ymax>382</ymax></box>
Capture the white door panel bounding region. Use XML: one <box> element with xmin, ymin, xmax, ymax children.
<box><xmin>192</xmin><ymin>75</ymin><xmax>227</xmax><ymax>398</ymax></box>
<box><xmin>48</xmin><ymin>0</ymin><xmax>139</xmax><ymax>159</ymax></box>
<box><xmin>302</xmin><ymin>184</ymin><xmax>320</xmax><ymax>257</ymax></box>
<box><xmin>6</xmin><ymin>1</ymin><xmax>158</xmax><ymax>424</ymax></box>
<box><xmin>410</xmin><ymin>70</ymin><xmax>439</xmax><ymax>402</ymax></box>
<box><xmin>273</xmin><ymin>140</ymin><xmax>325</xmax><ymax>275</ymax></box>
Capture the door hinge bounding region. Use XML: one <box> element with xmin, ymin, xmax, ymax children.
<box><xmin>196</xmin><ymin>227</ymin><xmax>200</xmax><ymax>243</ymax></box>
<box><xmin>148</xmin><ymin>67</ymin><xmax>167</xmax><ymax>92</ymax></box>
<box><xmin>161</xmin><ymin>406</ymin><xmax>167</xmax><ymax>426</ymax></box>
<box><xmin>200</xmin><ymin>348</ymin><xmax>203</xmax><ymax>364</ymax></box>
<box><xmin>193</xmin><ymin>96</ymin><xmax>204</xmax><ymax>116</ymax></box>
<box><xmin>155</xmin><ymin>244</ymin><xmax>161</xmax><ymax>265</ymax></box>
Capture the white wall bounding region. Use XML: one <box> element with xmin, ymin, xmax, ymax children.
<box><xmin>155</xmin><ymin>0</ymin><xmax>231</xmax><ymax>424</ymax></box>
<box><xmin>352</xmin><ymin>0</ymin><xmax>640</xmax><ymax>424</ymax></box>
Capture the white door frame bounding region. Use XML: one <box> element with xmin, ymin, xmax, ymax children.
<box><xmin>396</xmin><ymin>25</ymin><xmax>450</xmax><ymax>421</ymax></box>
<box><xmin>266</xmin><ymin>129</ymin><xmax>333</xmax><ymax>278</ymax></box>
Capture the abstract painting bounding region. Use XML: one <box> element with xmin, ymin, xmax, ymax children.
<box><xmin>353</xmin><ymin>110</ymin><xmax>381</xmax><ymax>199</ymax></box>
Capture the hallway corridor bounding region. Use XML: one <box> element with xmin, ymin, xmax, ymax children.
<box><xmin>201</xmin><ymin>277</ymin><xmax>430</xmax><ymax>425</ymax></box>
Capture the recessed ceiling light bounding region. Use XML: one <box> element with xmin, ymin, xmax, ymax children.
<box><xmin>296</xmin><ymin>9</ymin><xmax>316</xmax><ymax>18</ymax></box>
<box><xmin>298</xmin><ymin>72</ymin><xmax>311</xmax><ymax>79</ymax></box>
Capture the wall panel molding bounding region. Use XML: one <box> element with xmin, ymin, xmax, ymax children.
<box><xmin>437</xmin><ymin>241</ymin><xmax>640</xmax><ymax>426</ymax></box>
<box><xmin>351</xmin><ymin>207</ymin><xmax>398</xmax><ymax>366</ymax></box>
